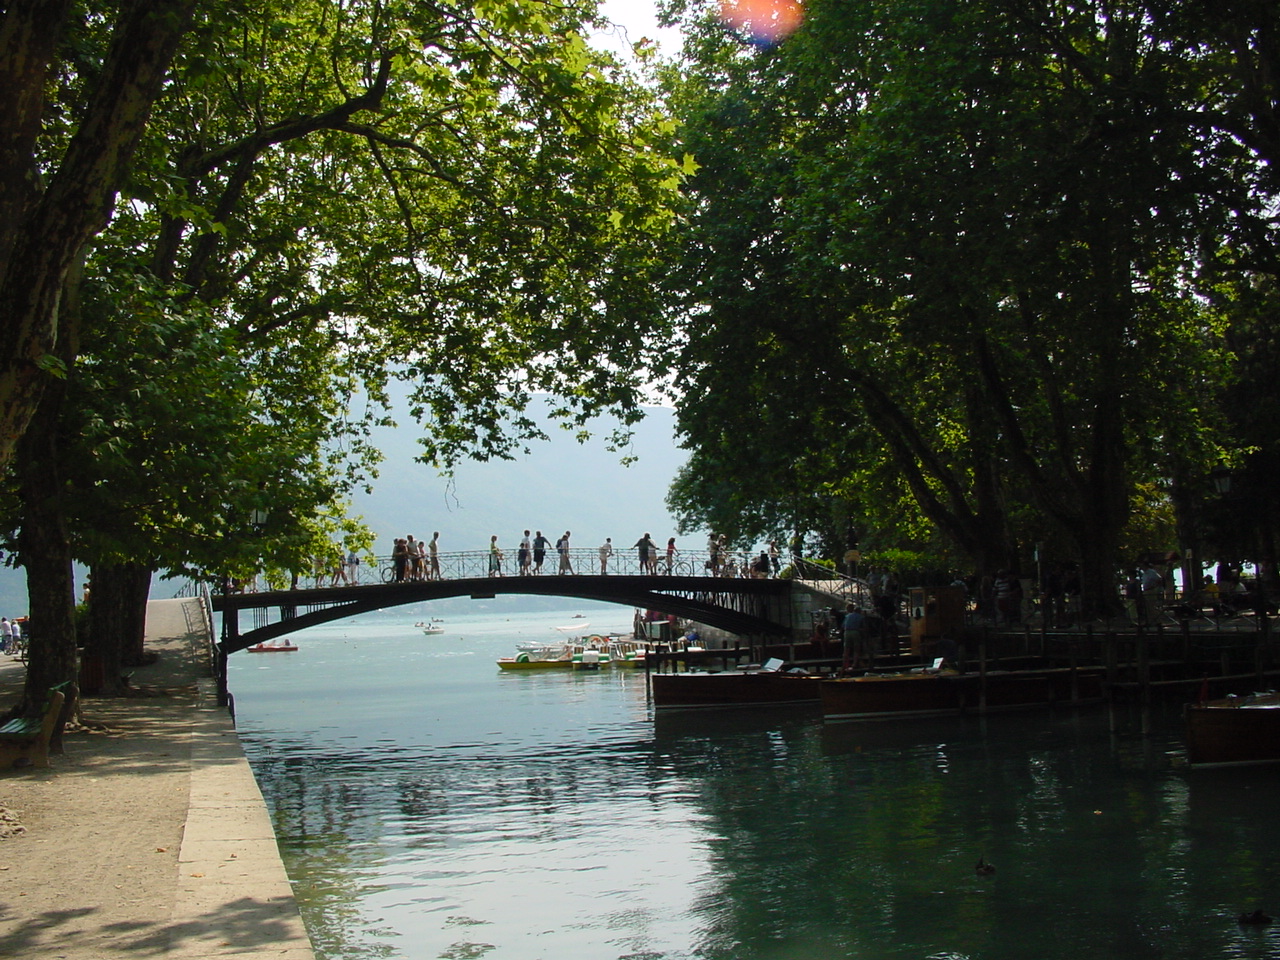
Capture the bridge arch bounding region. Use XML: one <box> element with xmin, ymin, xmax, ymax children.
<box><xmin>211</xmin><ymin>574</ymin><xmax>801</xmax><ymax>655</ymax></box>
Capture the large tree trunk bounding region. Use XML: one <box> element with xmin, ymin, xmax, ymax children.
<box><xmin>83</xmin><ymin>562</ymin><xmax>154</xmax><ymax>695</ymax></box>
<box><xmin>120</xmin><ymin>566</ymin><xmax>152</xmax><ymax>666</ymax></box>
<box><xmin>14</xmin><ymin>385</ymin><xmax>77</xmax><ymax>715</ymax></box>
<box><xmin>1073</xmin><ymin>524</ymin><xmax>1124</xmax><ymax>623</ymax></box>
<box><xmin>0</xmin><ymin>0</ymin><xmax>196</xmax><ymax>468</ymax></box>
<box><xmin>0</xmin><ymin>0</ymin><xmax>77</xmax><ymax>273</ymax></box>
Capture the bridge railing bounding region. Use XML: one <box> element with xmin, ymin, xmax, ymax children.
<box><xmin>293</xmin><ymin>547</ymin><xmax>788</xmax><ymax>587</ymax></box>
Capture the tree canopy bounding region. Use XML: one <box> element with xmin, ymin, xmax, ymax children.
<box><xmin>1</xmin><ymin>0</ymin><xmax>686</xmax><ymax>707</ymax></box>
<box><xmin>660</xmin><ymin>0</ymin><xmax>1278</xmax><ymax>611</ymax></box>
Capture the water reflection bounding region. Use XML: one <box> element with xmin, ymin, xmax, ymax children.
<box><xmin>233</xmin><ymin>619</ymin><xmax>1280</xmax><ymax>960</ymax></box>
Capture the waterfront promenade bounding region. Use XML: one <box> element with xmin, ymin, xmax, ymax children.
<box><xmin>0</xmin><ymin>597</ymin><xmax>314</xmax><ymax>960</ymax></box>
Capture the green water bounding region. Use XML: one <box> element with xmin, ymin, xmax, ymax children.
<box><xmin>229</xmin><ymin>607</ymin><xmax>1280</xmax><ymax>960</ymax></box>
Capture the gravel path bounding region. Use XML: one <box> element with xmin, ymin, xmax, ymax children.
<box><xmin>0</xmin><ymin>597</ymin><xmax>313</xmax><ymax>959</ymax></box>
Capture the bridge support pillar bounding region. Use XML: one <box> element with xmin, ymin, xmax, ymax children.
<box><xmin>217</xmin><ymin>607</ymin><xmax>239</xmax><ymax>707</ymax></box>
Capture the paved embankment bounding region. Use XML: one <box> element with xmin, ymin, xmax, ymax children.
<box><xmin>0</xmin><ymin>597</ymin><xmax>315</xmax><ymax>959</ymax></box>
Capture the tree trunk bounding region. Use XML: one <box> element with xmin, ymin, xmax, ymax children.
<box><xmin>122</xmin><ymin>565</ymin><xmax>152</xmax><ymax>666</ymax></box>
<box><xmin>83</xmin><ymin>562</ymin><xmax>153</xmax><ymax>695</ymax></box>
<box><xmin>0</xmin><ymin>0</ymin><xmax>77</xmax><ymax>275</ymax></box>
<box><xmin>0</xmin><ymin>0</ymin><xmax>196</xmax><ymax>468</ymax></box>
<box><xmin>1072</xmin><ymin>518</ymin><xmax>1125</xmax><ymax>622</ymax></box>
<box><xmin>14</xmin><ymin>386</ymin><xmax>77</xmax><ymax>714</ymax></box>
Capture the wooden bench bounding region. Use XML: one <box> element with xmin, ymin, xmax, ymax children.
<box><xmin>0</xmin><ymin>685</ymin><xmax>68</xmax><ymax>770</ymax></box>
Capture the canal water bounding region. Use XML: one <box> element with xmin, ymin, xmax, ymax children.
<box><xmin>228</xmin><ymin>605</ymin><xmax>1280</xmax><ymax>960</ymax></box>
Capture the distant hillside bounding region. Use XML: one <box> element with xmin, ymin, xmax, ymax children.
<box><xmin>357</xmin><ymin>404</ymin><xmax>691</xmax><ymax>556</ymax></box>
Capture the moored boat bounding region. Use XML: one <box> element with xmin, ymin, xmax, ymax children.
<box><xmin>651</xmin><ymin>662</ymin><xmax>823</xmax><ymax>709</ymax></box>
<box><xmin>497</xmin><ymin>643</ymin><xmax>577</xmax><ymax>669</ymax></box>
<box><xmin>820</xmin><ymin>670</ymin><xmax>963</xmax><ymax>721</ymax></box>
<box><xmin>499</xmin><ymin>630</ymin><xmax>648</xmax><ymax>671</ymax></box>
<box><xmin>1185</xmin><ymin>691</ymin><xmax>1280</xmax><ymax>767</ymax></box>
<box><xmin>820</xmin><ymin>664</ymin><xmax>1105</xmax><ymax>722</ymax></box>
<box><xmin>497</xmin><ymin>637</ymin><xmax>619</xmax><ymax>670</ymax></box>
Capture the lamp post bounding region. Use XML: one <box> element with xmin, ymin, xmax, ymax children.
<box><xmin>1211</xmin><ymin>467</ymin><xmax>1232</xmax><ymax>496</ymax></box>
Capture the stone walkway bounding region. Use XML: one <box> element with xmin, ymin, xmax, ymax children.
<box><xmin>0</xmin><ymin>597</ymin><xmax>314</xmax><ymax>959</ymax></box>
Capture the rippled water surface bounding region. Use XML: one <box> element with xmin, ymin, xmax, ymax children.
<box><xmin>229</xmin><ymin>607</ymin><xmax>1280</xmax><ymax>960</ymax></box>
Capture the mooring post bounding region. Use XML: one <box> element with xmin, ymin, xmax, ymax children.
<box><xmin>1069</xmin><ymin>639</ymin><xmax>1079</xmax><ymax>704</ymax></box>
<box><xmin>1137</xmin><ymin>626</ymin><xmax>1151</xmax><ymax>736</ymax></box>
<box><xmin>1256</xmin><ymin>616</ymin><xmax>1268</xmax><ymax>687</ymax></box>
<box><xmin>978</xmin><ymin>625</ymin><xmax>988</xmax><ymax>714</ymax></box>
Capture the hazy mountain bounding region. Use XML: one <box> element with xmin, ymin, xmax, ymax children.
<box><xmin>362</xmin><ymin>404</ymin><xmax>692</xmax><ymax>557</ymax></box>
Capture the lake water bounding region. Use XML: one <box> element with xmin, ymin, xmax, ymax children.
<box><xmin>227</xmin><ymin>604</ymin><xmax>1280</xmax><ymax>960</ymax></box>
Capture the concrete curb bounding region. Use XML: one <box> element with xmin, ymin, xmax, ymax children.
<box><xmin>166</xmin><ymin>677</ymin><xmax>315</xmax><ymax>959</ymax></box>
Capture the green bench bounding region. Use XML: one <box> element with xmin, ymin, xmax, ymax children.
<box><xmin>0</xmin><ymin>682</ymin><xmax>72</xmax><ymax>770</ymax></box>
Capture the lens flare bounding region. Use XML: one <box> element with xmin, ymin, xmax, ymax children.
<box><xmin>719</xmin><ymin>0</ymin><xmax>804</xmax><ymax>47</ymax></box>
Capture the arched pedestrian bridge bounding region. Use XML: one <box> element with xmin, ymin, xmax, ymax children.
<box><xmin>204</xmin><ymin>552</ymin><xmax>867</xmax><ymax>706</ymax></box>
<box><xmin>214</xmin><ymin>574</ymin><xmax>802</xmax><ymax>654</ymax></box>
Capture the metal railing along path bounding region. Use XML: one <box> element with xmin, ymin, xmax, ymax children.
<box><xmin>289</xmin><ymin>549</ymin><xmax>790</xmax><ymax>588</ymax></box>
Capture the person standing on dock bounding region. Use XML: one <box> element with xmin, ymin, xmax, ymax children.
<box><xmin>1141</xmin><ymin>562</ymin><xmax>1164</xmax><ymax>623</ymax></box>
<box><xmin>993</xmin><ymin>570</ymin><xmax>1015</xmax><ymax>624</ymax></box>
<box><xmin>533</xmin><ymin>530</ymin><xmax>549</xmax><ymax>574</ymax></box>
<box><xmin>842</xmin><ymin>603</ymin><xmax>865</xmax><ymax>669</ymax></box>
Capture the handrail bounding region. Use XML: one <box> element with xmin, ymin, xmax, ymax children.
<box><xmin>789</xmin><ymin>557</ymin><xmax>872</xmax><ymax>606</ymax></box>
<box><xmin>221</xmin><ymin>547</ymin><xmax>790</xmax><ymax>591</ymax></box>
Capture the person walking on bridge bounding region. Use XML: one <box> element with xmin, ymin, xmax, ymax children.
<box><xmin>407</xmin><ymin>535</ymin><xmax>423</xmax><ymax>580</ymax></box>
<box><xmin>519</xmin><ymin>530</ymin><xmax>532</xmax><ymax>576</ymax></box>
<box><xmin>392</xmin><ymin>538</ymin><xmax>409</xmax><ymax>583</ymax></box>
<box><xmin>599</xmin><ymin>537</ymin><xmax>614</xmax><ymax>574</ymax></box>
<box><xmin>489</xmin><ymin>535</ymin><xmax>504</xmax><ymax>577</ymax></box>
<box><xmin>533</xmin><ymin>530</ymin><xmax>549</xmax><ymax>574</ymax></box>
<box><xmin>428</xmin><ymin>532</ymin><xmax>441</xmax><ymax>580</ymax></box>
<box><xmin>634</xmin><ymin>533</ymin><xmax>657</xmax><ymax>574</ymax></box>
<box><xmin>557</xmin><ymin>531</ymin><xmax>574</xmax><ymax>575</ymax></box>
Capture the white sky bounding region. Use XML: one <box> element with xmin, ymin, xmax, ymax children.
<box><xmin>593</xmin><ymin>0</ymin><xmax>685</xmax><ymax>58</ymax></box>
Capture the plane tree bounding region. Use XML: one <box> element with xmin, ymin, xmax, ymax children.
<box><xmin>0</xmin><ymin>0</ymin><xmax>198</xmax><ymax>469</ymax></box>
<box><xmin>6</xmin><ymin>0</ymin><xmax>684</xmax><ymax>710</ymax></box>
<box><xmin>70</xmin><ymin>288</ymin><xmax>374</xmax><ymax>695</ymax></box>
<box><xmin>660</xmin><ymin>0</ymin><xmax>1249</xmax><ymax>616</ymax></box>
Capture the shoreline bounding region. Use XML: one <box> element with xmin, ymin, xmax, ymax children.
<box><xmin>0</xmin><ymin>596</ymin><xmax>315</xmax><ymax>959</ymax></box>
